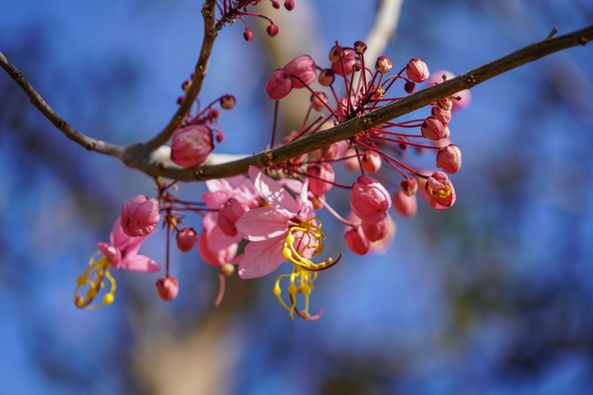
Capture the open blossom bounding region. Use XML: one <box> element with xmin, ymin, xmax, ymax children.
<box><xmin>199</xmin><ymin>213</ymin><xmax>238</xmax><ymax>267</ymax></box>
<box><xmin>121</xmin><ymin>195</ymin><xmax>160</xmax><ymax>237</ymax></box>
<box><xmin>74</xmin><ymin>218</ymin><xmax>160</xmax><ymax>309</ymax></box>
<box><xmin>218</xmin><ymin>198</ymin><xmax>250</xmax><ymax>236</ymax></box>
<box><xmin>350</xmin><ymin>176</ymin><xmax>392</xmax><ymax>224</ymax></box>
<box><xmin>235</xmin><ymin>166</ymin><xmax>338</xmax><ymax>320</ymax></box>
<box><xmin>425</xmin><ymin>171</ymin><xmax>456</xmax><ymax>210</ymax></box>
<box><xmin>170</xmin><ymin>125</ymin><xmax>214</xmax><ymax>167</ymax></box>
<box><xmin>428</xmin><ymin>69</ymin><xmax>472</xmax><ymax>111</ymax></box>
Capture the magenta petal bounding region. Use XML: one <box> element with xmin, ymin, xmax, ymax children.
<box><xmin>238</xmin><ymin>236</ymin><xmax>286</xmax><ymax>279</ymax></box>
<box><xmin>248</xmin><ymin>166</ymin><xmax>299</xmax><ymax>214</ymax></box>
<box><xmin>235</xmin><ymin>207</ymin><xmax>289</xmax><ymax>241</ymax></box>
<box><xmin>121</xmin><ymin>254</ymin><xmax>161</xmax><ymax>272</ymax></box>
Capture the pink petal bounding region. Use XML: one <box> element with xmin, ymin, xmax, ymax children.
<box><xmin>238</xmin><ymin>236</ymin><xmax>286</xmax><ymax>279</ymax></box>
<box><xmin>248</xmin><ymin>166</ymin><xmax>298</xmax><ymax>214</ymax></box>
<box><xmin>121</xmin><ymin>254</ymin><xmax>161</xmax><ymax>272</ymax></box>
<box><xmin>208</xmin><ymin>222</ymin><xmax>242</xmax><ymax>250</ymax></box>
<box><xmin>202</xmin><ymin>190</ymin><xmax>232</xmax><ymax>209</ymax></box>
<box><xmin>235</xmin><ymin>207</ymin><xmax>289</xmax><ymax>241</ymax></box>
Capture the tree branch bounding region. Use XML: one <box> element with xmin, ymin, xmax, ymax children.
<box><xmin>123</xmin><ymin>24</ymin><xmax>593</xmax><ymax>181</ymax></box>
<box><xmin>0</xmin><ymin>51</ymin><xmax>124</xmax><ymax>158</ymax></box>
<box><xmin>365</xmin><ymin>0</ymin><xmax>405</xmax><ymax>64</ymax></box>
<box><xmin>142</xmin><ymin>0</ymin><xmax>217</xmax><ymax>151</ymax></box>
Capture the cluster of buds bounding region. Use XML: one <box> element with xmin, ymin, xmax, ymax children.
<box><xmin>74</xmin><ymin>39</ymin><xmax>470</xmax><ymax>320</ymax></box>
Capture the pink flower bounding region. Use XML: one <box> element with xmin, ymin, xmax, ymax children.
<box><xmin>350</xmin><ymin>176</ymin><xmax>391</xmax><ymax>224</ymax></box>
<box><xmin>425</xmin><ymin>171</ymin><xmax>456</xmax><ymax>210</ymax></box>
<box><xmin>170</xmin><ymin>125</ymin><xmax>214</xmax><ymax>168</ymax></box>
<box><xmin>406</xmin><ymin>58</ymin><xmax>429</xmax><ymax>83</ymax></box>
<box><xmin>198</xmin><ymin>213</ymin><xmax>238</xmax><ymax>267</ymax></box>
<box><xmin>120</xmin><ymin>195</ymin><xmax>160</xmax><ymax>237</ymax></box>
<box><xmin>235</xmin><ymin>167</ymin><xmax>314</xmax><ymax>279</ymax></box>
<box><xmin>436</xmin><ymin>144</ymin><xmax>462</xmax><ymax>174</ymax></box>
<box><xmin>218</xmin><ymin>198</ymin><xmax>250</xmax><ymax>236</ymax></box>
<box><xmin>98</xmin><ymin>218</ymin><xmax>160</xmax><ymax>272</ymax></box>
<box><xmin>428</xmin><ymin>70</ymin><xmax>472</xmax><ymax>111</ymax></box>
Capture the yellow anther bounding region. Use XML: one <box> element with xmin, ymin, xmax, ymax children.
<box><xmin>102</xmin><ymin>293</ymin><xmax>115</xmax><ymax>305</ymax></box>
<box><xmin>73</xmin><ymin>253</ymin><xmax>117</xmax><ymax>310</ymax></box>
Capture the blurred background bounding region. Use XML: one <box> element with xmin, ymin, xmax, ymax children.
<box><xmin>1</xmin><ymin>0</ymin><xmax>593</xmax><ymax>394</ymax></box>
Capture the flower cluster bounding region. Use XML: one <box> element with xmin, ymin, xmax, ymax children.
<box><xmin>74</xmin><ymin>38</ymin><xmax>470</xmax><ymax>320</ymax></box>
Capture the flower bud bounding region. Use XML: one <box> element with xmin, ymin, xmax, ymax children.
<box><xmin>243</xmin><ymin>28</ymin><xmax>254</xmax><ymax>41</ymax></box>
<box><xmin>218</xmin><ymin>198</ymin><xmax>250</xmax><ymax>237</ymax></box>
<box><xmin>331</xmin><ymin>49</ymin><xmax>357</xmax><ymax>76</ymax></box>
<box><xmin>121</xmin><ymin>195</ymin><xmax>160</xmax><ymax>237</ymax></box>
<box><xmin>220</xmin><ymin>263</ymin><xmax>235</xmax><ymax>277</ymax></box>
<box><xmin>375</xmin><ymin>55</ymin><xmax>393</xmax><ymax>74</ymax></box>
<box><xmin>176</xmin><ymin>227</ymin><xmax>198</xmax><ymax>252</ymax></box>
<box><xmin>284</xmin><ymin>55</ymin><xmax>316</xmax><ymax>88</ymax></box>
<box><xmin>284</xmin><ymin>0</ymin><xmax>295</xmax><ymax>10</ymax></box>
<box><xmin>421</xmin><ymin>116</ymin><xmax>446</xmax><ymax>141</ymax></box>
<box><xmin>350</xmin><ymin>176</ymin><xmax>391</xmax><ymax>224</ymax></box>
<box><xmin>400</xmin><ymin>177</ymin><xmax>418</xmax><ymax>196</ymax></box>
<box><xmin>354</xmin><ymin>40</ymin><xmax>367</xmax><ymax>55</ymax></box>
<box><xmin>361</xmin><ymin>215</ymin><xmax>389</xmax><ymax>242</ymax></box>
<box><xmin>431</xmin><ymin>106</ymin><xmax>451</xmax><ymax>125</ymax></box>
<box><xmin>306</xmin><ymin>163</ymin><xmax>335</xmax><ymax>196</ymax></box>
<box><xmin>156</xmin><ymin>277</ymin><xmax>179</xmax><ymax>301</ymax></box>
<box><xmin>271</xmin><ymin>0</ymin><xmax>280</xmax><ymax>8</ymax></box>
<box><xmin>170</xmin><ymin>125</ymin><xmax>214</xmax><ymax>168</ymax></box>
<box><xmin>406</xmin><ymin>58</ymin><xmax>429</xmax><ymax>83</ymax></box>
<box><xmin>361</xmin><ymin>151</ymin><xmax>382</xmax><ymax>173</ymax></box>
<box><xmin>436</xmin><ymin>144</ymin><xmax>462</xmax><ymax>174</ymax></box>
<box><xmin>265</xmin><ymin>68</ymin><xmax>293</xmax><ymax>100</ymax></box>
<box><xmin>393</xmin><ymin>190</ymin><xmax>417</xmax><ymax>217</ymax></box>
<box><xmin>345</xmin><ymin>226</ymin><xmax>370</xmax><ymax>255</ymax></box>
<box><xmin>425</xmin><ymin>171</ymin><xmax>456</xmax><ymax>210</ymax></box>
<box><xmin>404</xmin><ymin>81</ymin><xmax>416</xmax><ymax>94</ymax></box>
<box><xmin>318</xmin><ymin>68</ymin><xmax>335</xmax><ymax>86</ymax></box>
<box><xmin>266</xmin><ymin>23</ymin><xmax>279</xmax><ymax>37</ymax></box>
<box><xmin>311</xmin><ymin>92</ymin><xmax>328</xmax><ymax>111</ymax></box>
<box><xmin>220</xmin><ymin>94</ymin><xmax>236</xmax><ymax>110</ymax></box>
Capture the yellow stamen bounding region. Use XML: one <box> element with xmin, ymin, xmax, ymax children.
<box><xmin>73</xmin><ymin>253</ymin><xmax>117</xmax><ymax>310</ymax></box>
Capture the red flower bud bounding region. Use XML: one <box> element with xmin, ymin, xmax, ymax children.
<box><xmin>318</xmin><ymin>68</ymin><xmax>335</xmax><ymax>86</ymax></box>
<box><xmin>176</xmin><ymin>227</ymin><xmax>198</xmax><ymax>252</ymax></box>
<box><xmin>354</xmin><ymin>40</ymin><xmax>367</xmax><ymax>55</ymax></box>
<box><xmin>375</xmin><ymin>55</ymin><xmax>393</xmax><ymax>74</ymax></box>
<box><xmin>265</xmin><ymin>68</ymin><xmax>293</xmax><ymax>100</ymax></box>
<box><xmin>266</xmin><ymin>24</ymin><xmax>279</xmax><ymax>37</ymax></box>
<box><xmin>350</xmin><ymin>176</ymin><xmax>391</xmax><ymax>224</ymax></box>
<box><xmin>331</xmin><ymin>48</ymin><xmax>358</xmax><ymax>76</ymax></box>
<box><xmin>156</xmin><ymin>277</ymin><xmax>179</xmax><ymax>301</ymax></box>
<box><xmin>284</xmin><ymin>0</ymin><xmax>295</xmax><ymax>10</ymax></box>
<box><xmin>284</xmin><ymin>55</ymin><xmax>316</xmax><ymax>88</ymax></box>
<box><xmin>311</xmin><ymin>92</ymin><xmax>328</xmax><ymax>111</ymax></box>
<box><xmin>243</xmin><ymin>28</ymin><xmax>254</xmax><ymax>41</ymax></box>
<box><xmin>220</xmin><ymin>94</ymin><xmax>236</xmax><ymax>110</ymax></box>
<box><xmin>436</xmin><ymin>144</ymin><xmax>462</xmax><ymax>174</ymax></box>
<box><xmin>361</xmin><ymin>215</ymin><xmax>389</xmax><ymax>242</ymax></box>
<box><xmin>421</xmin><ymin>116</ymin><xmax>446</xmax><ymax>141</ymax></box>
<box><xmin>404</xmin><ymin>81</ymin><xmax>416</xmax><ymax>94</ymax></box>
<box><xmin>121</xmin><ymin>195</ymin><xmax>160</xmax><ymax>237</ymax></box>
<box><xmin>361</xmin><ymin>151</ymin><xmax>382</xmax><ymax>174</ymax></box>
<box><xmin>306</xmin><ymin>163</ymin><xmax>335</xmax><ymax>196</ymax></box>
<box><xmin>170</xmin><ymin>125</ymin><xmax>214</xmax><ymax>168</ymax></box>
<box><xmin>431</xmin><ymin>106</ymin><xmax>451</xmax><ymax>125</ymax></box>
<box><xmin>400</xmin><ymin>177</ymin><xmax>418</xmax><ymax>196</ymax></box>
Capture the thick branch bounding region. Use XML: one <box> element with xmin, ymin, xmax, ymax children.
<box><xmin>124</xmin><ymin>24</ymin><xmax>593</xmax><ymax>181</ymax></box>
<box><xmin>0</xmin><ymin>51</ymin><xmax>124</xmax><ymax>158</ymax></box>
<box><xmin>142</xmin><ymin>0</ymin><xmax>217</xmax><ymax>151</ymax></box>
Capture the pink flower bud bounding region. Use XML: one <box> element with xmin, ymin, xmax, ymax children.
<box><xmin>393</xmin><ymin>190</ymin><xmax>417</xmax><ymax>217</ymax></box>
<box><xmin>220</xmin><ymin>94</ymin><xmax>236</xmax><ymax>110</ymax></box>
<box><xmin>345</xmin><ymin>226</ymin><xmax>370</xmax><ymax>255</ymax></box>
<box><xmin>243</xmin><ymin>28</ymin><xmax>254</xmax><ymax>41</ymax></box>
<box><xmin>311</xmin><ymin>92</ymin><xmax>328</xmax><ymax>111</ymax></box>
<box><xmin>425</xmin><ymin>171</ymin><xmax>456</xmax><ymax>210</ymax></box>
<box><xmin>284</xmin><ymin>0</ymin><xmax>295</xmax><ymax>10</ymax></box>
<box><xmin>217</xmin><ymin>198</ymin><xmax>249</xmax><ymax>237</ymax></box>
<box><xmin>266</xmin><ymin>23</ymin><xmax>279</xmax><ymax>37</ymax></box>
<box><xmin>170</xmin><ymin>125</ymin><xmax>214</xmax><ymax>168</ymax></box>
<box><xmin>400</xmin><ymin>177</ymin><xmax>418</xmax><ymax>196</ymax></box>
<box><xmin>437</xmin><ymin>97</ymin><xmax>453</xmax><ymax>111</ymax></box>
<box><xmin>331</xmin><ymin>49</ymin><xmax>357</xmax><ymax>76</ymax></box>
<box><xmin>421</xmin><ymin>116</ymin><xmax>446</xmax><ymax>141</ymax></box>
<box><xmin>436</xmin><ymin>144</ymin><xmax>462</xmax><ymax>174</ymax></box>
<box><xmin>176</xmin><ymin>227</ymin><xmax>198</xmax><ymax>252</ymax></box>
<box><xmin>121</xmin><ymin>195</ymin><xmax>160</xmax><ymax>237</ymax></box>
<box><xmin>354</xmin><ymin>40</ymin><xmax>367</xmax><ymax>55</ymax></box>
<box><xmin>431</xmin><ymin>106</ymin><xmax>451</xmax><ymax>125</ymax></box>
<box><xmin>375</xmin><ymin>55</ymin><xmax>393</xmax><ymax>73</ymax></box>
<box><xmin>361</xmin><ymin>215</ymin><xmax>389</xmax><ymax>242</ymax></box>
<box><xmin>265</xmin><ymin>68</ymin><xmax>293</xmax><ymax>100</ymax></box>
<box><xmin>284</xmin><ymin>55</ymin><xmax>316</xmax><ymax>88</ymax></box>
<box><xmin>156</xmin><ymin>277</ymin><xmax>179</xmax><ymax>301</ymax></box>
<box><xmin>318</xmin><ymin>68</ymin><xmax>335</xmax><ymax>86</ymax></box>
<box><xmin>306</xmin><ymin>163</ymin><xmax>335</xmax><ymax>196</ymax></box>
<box><xmin>406</xmin><ymin>58</ymin><xmax>429</xmax><ymax>83</ymax></box>
<box><xmin>271</xmin><ymin>0</ymin><xmax>280</xmax><ymax>9</ymax></box>
<box><xmin>350</xmin><ymin>176</ymin><xmax>392</xmax><ymax>224</ymax></box>
<box><xmin>361</xmin><ymin>150</ymin><xmax>382</xmax><ymax>173</ymax></box>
